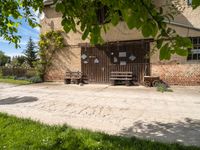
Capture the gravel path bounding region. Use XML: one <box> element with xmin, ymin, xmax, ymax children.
<box><xmin>0</xmin><ymin>82</ymin><xmax>200</xmax><ymax>146</ymax></box>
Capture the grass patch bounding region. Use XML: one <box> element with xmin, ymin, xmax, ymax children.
<box><xmin>0</xmin><ymin>113</ymin><xmax>199</xmax><ymax>150</ymax></box>
<box><xmin>0</xmin><ymin>78</ymin><xmax>31</xmax><ymax>85</ymax></box>
<box><xmin>156</xmin><ymin>82</ymin><xmax>173</xmax><ymax>93</ymax></box>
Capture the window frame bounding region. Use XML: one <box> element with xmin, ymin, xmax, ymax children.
<box><xmin>187</xmin><ymin>37</ymin><xmax>200</xmax><ymax>61</ymax></box>
<box><xmin>187</xmin><ymin>0</ymin><xmax>192</xmax><ymax>6</ymax></box>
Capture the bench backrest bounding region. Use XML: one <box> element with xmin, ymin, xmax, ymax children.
<box><xmin>110</xmin><ymin>71</ymin><xmax>133</xmax><ymax>80</ymax></box>
<box><xmin>65</xmin><ymin>71</ymin><xmax>82</xmax><ymax>79</ymax></box>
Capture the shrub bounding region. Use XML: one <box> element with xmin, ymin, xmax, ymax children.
<box><xmin>37</xmin><ymin>31</ymin><xmax>64</xmax><ymax>80</ymax></box>
<box><xmin>1</xmin><ymin>67</ymin><xmax>26</xmax><ymax>77</ymax></box>
<box><xmin>0</xmin><ymin>67</ymin><xmax>36</xmax><ymax>79</ymax></box>
<box><xmin>26</xmin><ymin>69</ymin><xmax>36</xmax><ymax>78</ymax></box>
<box><xmin>0</xmin><ymin>76</ymin><xmax>15</xmax><ymax>79</ymax></box>
<box><xmin>156</xmin><ymin>82</ymin><xmax>173</xmax><ymax>93</ymax></box>
<box><xmin>29</xmin><ymin>76</ymin><xmax>43</xmax><ymax>83</ymax></box>
<box><xmin>15</xmin><ymin>76</ymin><xmax>28</xmax><ymax>81</ymax></box>
<box><xmin>0</xmin><ymin>68</ymin><xmax>3</xmax><ymax>78</ymax></box>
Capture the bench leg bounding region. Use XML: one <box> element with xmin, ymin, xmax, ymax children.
<box><xmin>76</xmin><ymin>79</ymin><xmax>80</xmax><ymax>85</ymax></box>
<box><xmin>144</xmin><ymin>81</ymin><xmax>151</xmax><ymax>87</ymax></box>
<box><xmin>64</xmin><ymin>79</ymin><xmax>71</xmax><ymax>84</ymax></box>
<box><xmin>126</xmin><ymin>81</ymin><xmax>131</xmax><ymax>86</ymax></box>
<box><xmin>111</xmin><ymin>80</ymin><xmax>116</xmax><ymax>86</ymax></box>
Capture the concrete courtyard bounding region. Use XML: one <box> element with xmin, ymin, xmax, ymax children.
<box><xmin>0</xmin><ymin>82</ymin><xmax>200</xmax><ymax>146</ymax></box>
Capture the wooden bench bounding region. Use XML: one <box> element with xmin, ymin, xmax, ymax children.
<box><xmin>64</xmin><ymin>71</ymin><xmax>83</xmax><ymax>84</ymax></box>
<box><xmin>110</xmin><ymin>71</ymin><xmax>134</xmax><ymax>86</ymax></box>
<box><xmin>143</xmin><ymin>76</ymin><xmax>160</xmax><ymax>87</ymax></box>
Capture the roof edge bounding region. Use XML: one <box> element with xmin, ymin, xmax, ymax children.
<box><xmin>44</xmin><ymin>0</ymin><xmax>54</xmax><ymax>6</ymax></box>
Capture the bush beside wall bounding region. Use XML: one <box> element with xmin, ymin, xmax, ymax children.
<box><xmin>0</xmin><ymin>67</ymin><xmax>36</xmax><ymax>78</ymax></box>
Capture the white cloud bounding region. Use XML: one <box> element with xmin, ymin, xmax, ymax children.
<box><xmin>34</xmin><ymin>9</ymin><xmax>40</xmax><ymax>23</ymax></box>
<box><xmin>0</xmin><ymin>38</ymin><xmax>9</xmax><ymax>44</ymax></box>
<box><xmin>0</xmin><ymin>37</ymin><xmax>9</xmax><ymax>43</ymax></box>
<box><xmin>0</xmin><ymin>37</ymin><xmax>34</xmax><ymax>46</ymax></box>
<box><xmin>34</xmin><ymin>26</ymin><xmax>40</xmax><ymax>32</ymax></box>
<box><xmin>6</xmin><ymin>52</ymin><xmax>25</xmax><ymax>57</ymax></box>
<box><xmin>19</xmin><ymin>26</ymin><xmax>39</xmax><ymax>36</ymax></box>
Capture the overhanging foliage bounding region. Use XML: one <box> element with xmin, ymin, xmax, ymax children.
<box><xmin>54</xmin><ymin>0</ymin><xmax>193</xmax><ymax>60</ymax></box>
<box><xmin>1</xmin><ymin>0</ymin><xmax>200</xmax><ymax>60</ymax></box>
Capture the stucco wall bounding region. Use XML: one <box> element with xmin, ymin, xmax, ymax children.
<box><xmin>41</xmin><ymin>3</ymin><xmax>200</xmax><ymax>84</ymax></box>
<box><xmin>153</xmin><ymin>0</ymin><xmax>200</xmax><ymax>28</ymax></box>
<box><xmin>41</xmin><ymin>6</ymin><xmax>89</xmax><ymax>81</ymax></box>
<box><xmin>44</xmin><ymin>46</ymin><xmax>81</xmax><ymax>81</ymax></box>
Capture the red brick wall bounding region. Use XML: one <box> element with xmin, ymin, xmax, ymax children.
<box><xmin>151</xmin><ymin>64</ymin><xmax>200</xmax><ymax>86</ymax></box>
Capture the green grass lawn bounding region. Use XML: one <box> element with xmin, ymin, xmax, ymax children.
<box><xmin>0</xmin><ymin>113</ymin><xmax>199</xmax><ymax>150</ymax></box>
<box><xmin>0</xmin><ymin>78</ymin><xmax>31</xmax><ymax>85</ymax></box>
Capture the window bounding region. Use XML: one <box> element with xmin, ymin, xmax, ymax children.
<box><xmin>96</xmin><ymin>4</ymin><xmax>122</xmax><ymax>25</ymax></box>
<box><xmin>96</xmin><ymin>5</ymin><xmax>108</xmax><ymax>24</ymax></box>
<box><xmin>187</xmin><ymin>37</ymin><xmax>200</xmax><ymax>61</ymax></box>
<box><xmin>187</xmin><ymin>0</ymin><xmax>192</xmax><ymax>6</ymax></box>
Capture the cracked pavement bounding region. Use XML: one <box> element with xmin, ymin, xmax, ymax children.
<box><xmin>0</xmin><ymin>82</ymin><xmax>200</xmax><ymax>146</ymax></box>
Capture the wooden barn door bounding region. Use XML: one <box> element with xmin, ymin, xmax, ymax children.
<box><xmin>81</xmin><ymin>46</ymin><xmax>110</xmax><ymax>83</ymax></box>
<box><xmin>81</xmin><ymin>41</ymin><xmax>150</xmax><ymax>83</ymax></box>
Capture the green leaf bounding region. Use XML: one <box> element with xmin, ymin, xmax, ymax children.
<box><xmin>55</xmin><ymin>3</ymin><xmax>65</xmax><ymax>13</ymax></box>
<box><xmin>142</xmin><ymin>22</ymin><xmax>152</xmax><ymax>37</ymax></box>
<box><xmin>121</xmin><ymin>9</ymin><xmax>129</xmax><ymax>22</ymax></box>
<box><xmin>175</xmin><ymin>48</ymin><xmax>188</xmax><ymax>56</ymax></box>
<box><xmin>160</xmin><ymin>43</ymin><xmax>171</xmax><ymax>60</ymax></box>
<box><xmin>156</xmin><ymin>39</ymin><xmax>163</xmax><ymax>49</ymax></box>
<box><xmin>61</xmin><ymin>18</ymin><xmax>67</xmax><ymax>26</ymax></box>
<box><xmin>82</xmin><ymin>27</ymin><xmax>90</xmax><ymax>40</ymax></box>
<box><xmin>175</xmin><ymin>36</ymin><xmax>192</xmax><ymax>48</ymax></box>
<box><xmin>90</xmin><ymin>33</ymin><xmax>98</xmax><ymax>45</ymax></box>
<box><xmin>63</xmin><ymin>24</ymin><xmax>71</xmax><ymax>33</ymax></box>
<box><xmin>143</xmin><ymin>0</ymin><xmax>151</xmax><ymax>7</ymax></box>
<box><xmin>111</xmin><ymin>13</ymin><xmax>120</xmax><ymax>26</ymax></box>
<box><xmin>127</xmin><ymin>15</ymin><xmax>137</xmax><ymax>29</ymax></box>
<box><xmin>143</xmin><ymin>20</ymin><xmax>158</xmax><ymax>37</ymax></box>
<box><xmin>7</xmin><ymin>23</ymin><xmax>13</xmax><ymax>27</ymax></box>
<box><xmin>192</xmin><ymin>0</ymin><xmax>200</xmax><ymax>8</ymax></box>
<box><xmin>150</xmin><ymin>22</ymin><xmax>158</xmax><ymax>37</ymax></box>
<box><xmin>80</xmin><ymin>23</ymin><xmax>86</xmax><ymax>32</ymax></box>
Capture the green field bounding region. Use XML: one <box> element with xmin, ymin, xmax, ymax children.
<box><xmin>0</xmin><ymin>78</ymin><xmax>31</xmax><ymax>85</ymax></box>
<box><xmin>0</xmin><ymin>113</ymin><xmax>199</xmax><ymax>150</ymax></box>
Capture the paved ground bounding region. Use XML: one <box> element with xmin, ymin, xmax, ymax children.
<box><xmin>0</xmin><ymin>82</ymin><xmax>200</xmax><ymax>146</ymax></box>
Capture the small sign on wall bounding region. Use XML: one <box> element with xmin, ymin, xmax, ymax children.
<box><xmin>114</xmin><ymin>57</ymin><xmax>118</xmax><ymax>63</ymax></box>
<box><xmin>94</xmin><ymin>58</ymin><xmax>99</xmax><ymax>64</ymax></box>
<box><xmin>119</xmin><ymin>52</ymin><xmax>126</xmax><ymax>57</ymax></box>
<box><xmin>81</xmin><ymin>54</ymin><xmax>87</xmax><ymax>60</ymax></box>
<box><xmin>129</xmin><ymin>55</ymin><xmax>136</xmax><ymax>61</ymax></box>
<box><xmin>120</xmin><ymin>61</ymin><xmax>126</xmax><ymax>65</ymax></box>
<box><xmin>83</xmin><ymin>60</ymin><xmax>88</xmax><ymax>64</ymax></box>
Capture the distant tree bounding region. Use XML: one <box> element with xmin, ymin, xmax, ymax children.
<box><xmin>10</xmin><ymin>56</ymin><xmax>19</xmax><ymax>67</ymax></box>
<box><xmin>0</xmin><ymin>0</ymin><xmax>200</xmax><ymax>59</ymax></box>
<box><xmin>16</xmin><ymin>55</ymin><xmax>26</xmax><ymax>65</ymax></box>
<box><xmin>23</xmin><ymin>37</ymin><xmax>37</xmax><ymax>68</ymax></box>
<box><xmin>0</xmin><ymin>51</ymin><xmax>10</xmax><ymax>66</ymax></box>
<box><xmin>10</xmin><ymin>55</ymin><xmax>26</xmax><ymax>67</ymax></box>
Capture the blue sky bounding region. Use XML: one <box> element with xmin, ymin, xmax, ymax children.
<box><xmin>0</xmin><ymin>19</ymin><xmax>40</xmax><ymax>57</ymax></box>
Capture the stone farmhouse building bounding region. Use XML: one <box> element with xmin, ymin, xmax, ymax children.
<box><xmin>41</xmin><ymin>0</ymin><xmax>200</xmax><ymax>85</ymax></box>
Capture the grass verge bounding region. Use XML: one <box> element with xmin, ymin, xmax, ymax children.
<box><xmin>0</xmin><ymin>78</ymin><xmax>31</xmax><ymax>85</ymax></box>
<box><xmin>0</xmin><ymin>113</ymin><xmax>199</xmax><ymax>150</ymax></box>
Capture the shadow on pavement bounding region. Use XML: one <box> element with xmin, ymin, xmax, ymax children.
<box><xmin>0</xmin><ymin>96</ymin><xmax>38</xmax><ymax>105</ymax></box>
<box><xmin>119</xmin><ymin>118</ymin><xmax>200</xmax><ymax>146</ymax></box>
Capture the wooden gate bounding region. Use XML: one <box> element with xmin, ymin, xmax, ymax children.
<box><xmin>81</xmin><ymin>41</ymin><xmax>150</xmax><ymax>83</ymax></box>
